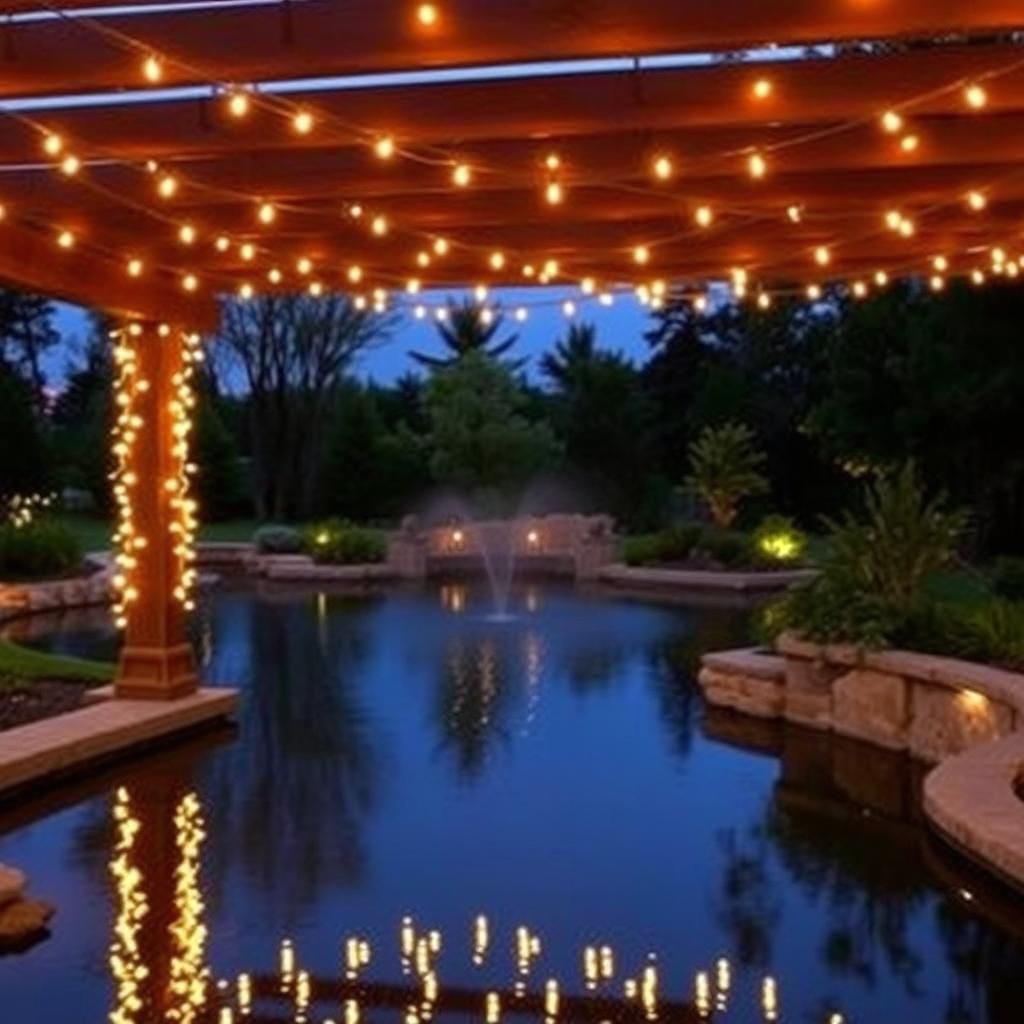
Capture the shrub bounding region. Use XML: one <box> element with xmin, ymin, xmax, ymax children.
<box><xmin>253</xmin><ymin>524</ymin><xmax>303</xmax><ymax>554</ymax></box>
<box><xmin>305</xmin><ymin>520</ymin><xmax>387</xmax><ymax>565</ymax></box>
<box><xmin>752</xmin><ymin>515</ymin><xmax>807</xmax><ymax>565</ymax></box>
<box><xmin>992</xmin><ymin>557</ymin><xmax>1024</xmax><ymax>601</ymax></box>
<box><xmin>0</xmin><ymin>519</ymin><xmax>82</xmax><ymax>579</ymax></box>
<box><xmin>897</xmin><ymin>598</ymin><xmax>1024</xmax><ymax>671</ymax></box>
<box><xmin>622</xmin><ymin>523</ymin><xmax>703</xmax><ymax>566</ymax></box>
<box><xmin>696</xmin><ymin>527</ymin><xmax>751</xmax><ymax>568</ymax></box>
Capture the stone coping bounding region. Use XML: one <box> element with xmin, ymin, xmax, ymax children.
<box><xmin>924</xmin><ymin>733</ymin><xmax>1024</xmax><ymax>892</ymax></box>
<box><xmin>600</xmin><ymin>564</ymin><xmax>816</xmax><ymax>592</ymax></box>
<box><xmin>778</xmin><ymin>632</ymin><xmax>1024</xmax><ymax>715</ymax></box>
<box><xmin>702</xmin><ymin>648</ymin><xmax>786</xmax><ymax>681</ymax></box>
<box><xmin>0</xmin><ymin>687</ymin><xmax>238</xmax><ymax>799</ymax></box>
<box><xmin>259</xmin><ymin>555</ymin><xmax>395</xmax><ymax>582</ymax></box>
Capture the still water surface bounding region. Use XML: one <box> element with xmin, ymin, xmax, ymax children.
<box><xmin>1</xmin><ymin>581</ymin><xmax>1023</xmax><ymax>1023</ymax></box>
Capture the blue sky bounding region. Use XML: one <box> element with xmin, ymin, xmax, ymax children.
<box><xmin>51</xmin><ymin>286</ymin><xmax>652</xmax><ymax>387</ymax></box>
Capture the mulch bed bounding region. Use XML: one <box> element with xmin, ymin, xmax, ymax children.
<box><xmin>0</xmin><ymin>680</ymin><xmax>88</xmax><ymax>732</ymax></box>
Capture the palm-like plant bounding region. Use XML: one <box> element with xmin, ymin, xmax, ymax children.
<box><xmin>687</xmin><ymin>422</ymin><xmax>768</xmax><ymax>527</ymax></box>
<box><xmin>410</xmin><ymin>300</ymin><xmax>521</xmax><ymax>369</ymax></box>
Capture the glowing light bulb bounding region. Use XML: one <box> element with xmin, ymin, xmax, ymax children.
<box><xmin>267</xmin><ymin>267</ymin><xmax>282</xmax><ymax>284</ymax></box>
<box><xmin>693</xmin><ymin>294</ymin><xmax>708</xmax><ymax>313</ymax></box>
<box><xmin>142</xmin><ymin>54</ymin><xmax>163</xmax><ymax>83</ymax></box>
<box><xmin>375</xmin><ymin>136</ymin><xmax>396</xmax><ymax>160</ymax></box>
<box><xmin>757</xmin><ymin>291</ymin><xmax>772</xmax><ymax>310</ymax></box>
<box><xmin>414</xmin><ymin>304</ymin><xmax>426</xmax><ymax>319</ymax></box>
<box><xmin>633</xmin><ymin>244</ymin><xmax>650</xmax><ymax>265</ymax></box>
<box><xmin>787</xmin><ymin>204</ymin><xmax>802</xmax><ymax>223</ymax></box>
<box><xmin>452</xmin><ymin>163</ymin><xmax>472</xmax><ymax>187</ymax></box>
<box><xmin>158</xmin><ymin>174</ymin><xmax>178</xmax><ymax>199</ymax></box>
<box><xmin>930</xmin><ymin>274</ymin><xmax>945</xmax><ymax>292</ymax></box>
<box><xmin>215</xmin><ymin>234</ymin><xmax>230</xmax><ymax>252</ymax></box>
<box><xmin>293</xmin><ymin>110</ymin><xmax>314</xmax><ymax>134</ymax></box>
<box><xmin>598</xmin><ymin>292</ymin><xmax>614</xmax><ymax>307</ymax></box>
<box><xmin>898</xmin><ymin>217</ymin><xmax>915</xmax><ymax>238</ymax></box>
<box><xmin>227</xmin><ymin>90</ymin><xmax>251</xmax><ymax>118</ymax></box>
<box><xmin>852</xmin><ymin>280</ymin><xmax>868</xmax><ymax>299</ymax></box>
<box><xmin>308</xmin><ymin>280</ymin><xmax>323</xmax><ymax>297</ymax></box>
<box><xmin>881</xmin><ymin>109</ymin><xmax>903</xmax><ymax>134</ymax></box>
<box><xmin>971</xmin><ymin>268</ymin><xmax>986</xmax><ymax>286</ymax></box>
<box><xmin>652</xmin><ymin>155</ymin><xmax>673</xmax><ymax>180</ymax></box>
<box><xmin>544</xmin><ymin>153</ymin><xmax>561</xmax><ymax>171</ymax></box>
<box><xmin>562</xmin><ymin>300</ymin><xmax>576</xmax><ymax>317</ymax></box>
<box><xmin>965</xmin><ymin>84</ymin><xmax>988</xmax><ymax>109</ymax></box>
<box><xmin>748</xmin><ymin>151</ymin><xmax>767</xmax><ymax>178</ymax></box>
<box><xmin>238</xmin><ymin>282</ymin><xmax>254</xmax><ymax>299</ymax></box>
<box><xmin>57</xmin><ymin>229</ymin><xmax>75</xmax><ymax>249</ymax></box>
<box><xmin>967</xmin><ymin>190</ymin><xmax>987</xmax><ymax>211</ymax></box>
<box><xmin>371</xmin><ymin>214</ymin><xmax>388</xmax><ymax>236</ymax></box>
<box><xmin>43</xmin><ymin>133</ymin><xmax>63</xmax><ymax>156</ymax></box>
<box><xmin>348</xmin><ymin>265</ymin><xmax>364</xmax><ymax>284</ymax></box>
<box><xmin>433</xmin><ymin>237</ymin><xmax>450</xmax><ymax>256</ymax></box>
<box><xmin>581</xmin><ymin>276</ymin><xmax>596</xmax><ymax>295</ymax></box>
<box><xmin>258</xmin><ymin>202</ymin><xmax>276</xmax><ymax>224</ymax></box>
<box><xmin>874</xmin><ymin>269</ymin><xmax>889</xmax><ymax>287</ymax></box>
<box><xmin>178</xmin><ymin>223</ymin><xmax>197</xmax><ymax>245</ymax></box>
<box><xmin>885</xmin><ymin>209</ymin><xmax>902</xmax><ymax>231</ymax></box>
<box><xmin>545</xmin><ymin>181</ymin><xmax>564</xmax><ymax>205</ymax></box>
<box><xmin>406</xmin><ymin>278</ymin><xmax>421</xmax><ymax>294</ymax></box>
<box><xmin>60</xmin><ymin>154</ymin><xmax>81</xmax><ymax>176</ymax></box>
<box><xmin>127</xmin><ymin>257</ymin><xmax>144</xmax><ymax>277</ymax></box>
<box><xmin>296</xmin><ymin>256</ymin><xmax>312</xmax><ymax>275</ymax></box>
<box><xmin>515</xmin><ymin>307</ymin><xmax>528</xmax><ymax>322</ymax></box>
<box><xmin>489</xmin><ymin>251</ymin><xmax>506</xmax><ymax>271</ymax></box>
<box><xmin>695</xmin><ymin>205</ymin><xmax>713</xmax><ymax>228</ymax></box>
<box><xmin>900</xmin><ymin>134</ymin><xmax>919</xmax><ymax>153</ymax></box>
<box><xmin>474</xmin><ymin>283</ymin><xmax>488</xmax><ymax>302</ymax></box>
<box><xmin>417</xmin><ymin>251</ymin><xmax>431</xmax><ymax>268</ymax></box>
<box><xmin>240</xmin><ymin>242</ymin><xmax>256</xmax><ymax>261</ymax></box>
<box><xmin>182</xmin><ymin>273</ymin><xmax>198</xmax><ymax>291</ymax></box>
<box><xmin>814</xmin><ymin>245</ymin><xmax>831</xmax><ymax>267</ymax></box>
<box><xmin>806</xmin><ymin>283</ymin><xmax>822</xmax><ymax>301</ymax></box>
<box><xmin>417</xmin><ymin>4</ymin><xmax>439</xmax><ymax>26</ymax></box>
<box><xmin>752</xmin><ymin>77</ymin><xmax>773</xmax><ymax>99</ymax></box>
<box><xmin>933</xmin><ymin>255</ymin><xmax>949</xmax><ymax>272</ymax></box>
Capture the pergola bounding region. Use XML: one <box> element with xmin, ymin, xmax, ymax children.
<box><xmin>3</xmin><ymin>1</ymin><xmax>1023</xmax><ymax>698</ymax></box>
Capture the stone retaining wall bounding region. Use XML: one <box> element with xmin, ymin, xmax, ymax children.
<box><xmin>699</xmin><ymin>632</ymin><xmax>1023</xmax><ymax>763</ymax></box>
<box><xmin>0</xmin><ymin>561</ymin><xmax>113</xmax><ymax>625</ymax></box>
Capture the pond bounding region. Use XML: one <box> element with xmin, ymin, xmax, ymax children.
<box><xmin>1</xmin><ymin>580</ymin><xmax>1023</xmax><ymax>1024</ymax></box>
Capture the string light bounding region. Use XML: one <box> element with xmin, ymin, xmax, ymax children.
<box><xmin>748</xmin><ymin>151</ymin><xmax>768</xmax><ymax>178</ymax></box>
<box><xmin>786</xmin><ymin>204</ymin><xmax>803</xmax><ymax>223</ymax></box>
<box><xmin>562</xmin><ymin>300</ymin><xmax>576</xmax><ymax>318</ymax></box>
<box><xmin>142</xmin><ymin>54</ymin><xmax>163</xmax><ymax>83</ymax></box>
<box><xmin>416</xmin><ymin>251</ymin><xmax>431</xmax><ymax>268</ymax></box>
<box><xmin>814</xmin><ymin>245</ymin><xmax>831</xmax><ymax>267</ymax></box>
<box><xmin>900</xmin><ymin>134</ymin><xmax>919</xmax><ymax>153</ymax></box>
<box><xmin>348</xmin><ymin>265</ymin><xmax>364</xmax><ymax>283</ymax></box>
<box><xmin>292</xmin><ymin>110</ymin><xmax>314</xmax><ymax>134</ymax></box>
<box><xmin>544</xmin><ymin>153</ymin><xmax>561</xmax><ymax>172</ymax></box>
<box><xmin>545</xmin><ymin>181</ymin><xmax>564</xmax><ymax>205</ymax></box>
<box><xmin>375</xmin><ymin>136</ymin><xmax>396</xmax><ymax>160</ymax></box>
<box><xmin>296</xmin><ymin>256</ymin><xmax>313</xmax><ymax>275</ymax></box>
<box><xmin>757</xmin><ymin>291</ymin><xmax>772</xmax><ymax>310</ymax></box>
<box><xmin>930</xmin><ymin>274</ymin><xmax>946</xmax><ymax>291</ymax></box>
<box><xmin>57</xmin><ymin>229</ymin><xmax>75</xmax><ymax>249</ymax></box>
<box><xmin>633</xmin><ymin>245</ymin><xmax>650</xmax><ymax>265</ymax></box>
<box><xmin>308</xmin><ymin>280</ymin><xmax>323</xmax><ymax>297</ymax></box>
<box><xmin>168</xmin><ymin>333</ymin><xmax>200</xmax><ymax>611</ymax></box>
<box><xmin>227</xmin><ymin>89</ymin><xmax>251</xmax><ymax>118</ymax></box>
<box><xmin>178</xmin><ymin>223</ymin><xmax>197</xmax><ymax>245</ymax></box>
<box><xmin>474</xmin><ymin>283</ymin><xmax>488</xmax><ymax>302</ymax></box>
<box><xmin>433</xmin><ymin>237</ymin><xmax>450</xmax><ymax>256</ymax></box>
<box><xmin>158</xmin><ymin>174</ymin><xmax>179</xmax><ymax>199</ymax></box>
<box><xmin>652</xmin><ymin>155</ymin><xmax>673</xmax><ymax>181</ymax></box>
<box><xmin>238</xmin><ymin>282</ymin><xmax>254</xmax><ymax>299</ymax></box>
<box><xmin>971</xmin><ymin>269</ymin><xmax>986</xmax><ymax>286</ymax></box>
<box><xmin>881</xmin><ymin>109</ymin><xmax>903</xmax><ymax>134</ymax></box>
<box><xmin>967</xmin><ymin>190</ymin><xmax>988</xmax><ymax>211</ymax></box>
<box><xmin>127</xmin><ymin>257</ymin><xmax>144</xmax><ymax>277</ymax></box>
<box><xmin>215</xmin><ymin>235</ymin><xmax>230</xmax><ymax>252</ymax></box>
<box><xmin>372</xmin><ymin>214</ymin><xmax>389</xmax><ymax>236</ymax></box>
<box><xmin>874</xmin><ymin>269</ymin><xmax>889</xmax><ymax>286</ymax></box>
<box><xmin>965</xmin><ymin>83</ymin><xmax>988</xmax><ymax>109</ymax></box>
<box><xmin>182</xmin><ymin>273</ymin><xmax>198</xmax><ymax>291</ymax></box>
<box><xmin>806</xmin><ymin>283</ymin><xmax>822</xmax><ymax>300</ymax></box>
<box><xmin>452</xmin><ymin>163</ymin><xmax>472</xmax><ymax>187</ymax></box>
<box><xmin>851</xmin><ymin>280</ymin><xmax>868</xmax><ymax>298</ymax></box>
<box><xmin>60</xmin><ymin>154</ymin><xmax>81</xmax><ymax>176</ymax></box>
<box><xmin>695</xmin><ymin>205</ymin><xmax>714</xmax><ymax>228</ymax></box>
<box><xmin>580</xmin><ymin>276</ymin><xmax>596</xmax><ymax>295</ymax></box>
<box><xmin>267</xmin><ymin>267</ymin><xmax>283</xmax><ymax>284</ymax></box>
<box><xmin>489</xmin><ymin>251</ymin><xmax>506</xmax><ymax>271</ymax></box>
<box><xmin>933</xmin><ymin>255</ymin><xmax>949</xmax><ymax>272</ymax></box>
<box><xmin>239</xmin><ymin>242</ymin><xmax>256</xmax><ymax>261</ymax></box>
<box><xmin>257</xmin><ymin>201</ymin><xmax>276</xmax><ymax>224</ymax></box>
<box><xmin>752</xmin><ymin>77</ymin><xmax>773</xmax><ymax>100</ymax></box>
<box><xmin>515</xmin><ymin>307</ymin><xmax>528</xmax><ymax>322</ymax></box>
<box><xmin>43</xmin><ymin>133</ymin><xmax>63</xmax><ymax>156</ymax></box>
<box><xmin>417</xmin><ymin>4</ymin><xmax>439</xmax><ymax>26</ymax></box>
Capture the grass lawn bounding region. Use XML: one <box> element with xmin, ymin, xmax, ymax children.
<box><xmin>56</xmin><ymin>514</ymin><xmax>259</xmax><ymax>552</ymax></box>
<box><xmin>0</xmin><ymin>638</ymin><xmax>115</xmax><ymax>686</ymax></box>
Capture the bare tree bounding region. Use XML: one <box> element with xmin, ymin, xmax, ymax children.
<box><xmin>213</xmin><ymin>293</ymin><xmax>394</xmax><ymax>520</ymax></box>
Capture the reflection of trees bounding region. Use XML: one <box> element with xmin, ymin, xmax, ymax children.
<box><xmin>197</xmin><ymin>592</ymin><xmax>382</xmax><ymax>924</ymax></box>
<box><xmin>713</xmin><ymin>823</ymin><xmax>782</xmax><ymax>967</ymax></box>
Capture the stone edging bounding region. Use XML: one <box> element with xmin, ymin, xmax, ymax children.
<box><xmin>698</xmin><ymin>636</ymin><xmax>1024</xmax><ymax>890</ymax></box>
<box><xmin>0</xmin><ymin>557</ymin><xmax>113</xmax><ymax>626</ymax></box>
<box><xmin>600</xmin><ymin>563</ymin><xmax>816</xmax><ymax>593</ymax></box>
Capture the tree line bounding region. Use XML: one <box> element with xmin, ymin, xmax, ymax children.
<box><xmin>2</xmin><ymin>279</ymin><xmax>1023</xmax><ymax>554</ymax></box>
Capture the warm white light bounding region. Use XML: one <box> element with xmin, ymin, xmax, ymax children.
<box><xmin>971</xmin><ymin>269</ymin><xmax>986</xmax><ymax>286</ymax></box>
<box><xmin>652</xmin><ymin>155</ymin><xmax>673</xmax><ymax>180</ymax></box>
<box><xmin>268</xmin><ymin>267</ymin><xmax>283</xmax><ymax>284</ymax></box>
<box><xmin>757</xmin><ymin>292</ymin><xmax>772</xmax><ymax>310</ymax></box>
<box><xmin>545</xmin><ymin>181</ymin><xmax>564</xmax><ymax>205</ymax></box>
<box><xmin>375</xmin><ymin>136</ymin><xmax>396</xmax><ymax>160</ymax></box>
<box><xmin>633</xmin><ymin>245</ymin><xmax>650</xmax><ymax>265</ymax></box>
<box><xmin>965</xmin><ymin>84</ymin><xmax>988</xmax><ymax>109</ymax></box>
<box><xmin>806</xmin><ymin>283</ymin><xmax>822</xmax><ymax>301</ymax></box>
<box><xmin>580</xmin><ymin>276</ymin><xmax>596</xmax><ymax>295</ymax></box>
<box><xmin>238</xmin><ymin>282</ymin><xmax>254</xmax><ymax>299</ymax></box>
<box><xmin>852</xmin><ymin>280</ymin><xmax>868</xmax><ymax>299</ymax></box>
<box><xmin>258</xmin><ymin>202</ymin><xmax>276</xmax><ymax>224</ymax></box>
<box><xmin>752</xmin><ymin>77</ymin><xmax>773</xmax><ymax>100</ymax></box>
<box><xmin>881</xmin><ymin>109</ymin><xmax>903</xmax><ymax>134</ymax></box>
<box><xmin>474</xmin><ymin>284</ymin><xmax>488</xmax><ymax>302</ymax></box>
<box><xmin>898</xmin><ymin>217</ymin><xmax>915</xmax><ymax>238</ymax></box>
<box><xmin>933</xmin><ymin>255</ymin><xmax>949</xmax><ymax>272</ymax></box>
<box><xmin>371</xmin><ymin>214</ymin><xmax>389</xmax><ymax>236</ymax></box>
<box><xmin>693</xmin><ymin>294</ymin><xmax>708</xmax><ymax>313</ymax></box>
<box><xmin>489</xmin><ymin>251</ymin><xmax>506</xmax><ymax>271</ymax></box>
<box><xmin>874</xmin><ymin>269</ymin><xmax>889</xmax><ymax>286</ymax></box>
<box><xmin>885</xmin><ymin>209</ymin><xmax>902</xmax><ymax>231</ymax></box>
<box><xmin>406</xmin><ymin>278</ymin><xmax>421</xmax><ymax>294</ymax></box>
<box><xmin>127</xmin><ymin>258</ymin><xmax>144</xmax><ymax>277</ymax></box>
<box><xmin>158</xmin><ymin>174</ymin><xmax>178</xmax><ymax>199</ymax></box>
<box><xmin>598</xmin><ymin>292</ymin><xmax>614</xmax><ymax>307</ymax></box>
<box><xmin>215</xmin><ymin>235</ymin><xmax>230</xmax><ymax>252</ymax></box>
<box><xmin>417</xmin><ymin>3</ymin><xmax>439</xmax><ymax>26</ymax></box>
<box><xmin>452</xmin><ymin>163</ymin><xmax>472</xmax><ymax>187</ymax></box>
<box><xmin>240</xmin><ymin>242</ymin><xmax>256</xmax><ymax>261</ymax></box>
<box><xmin>293</xmin><ymin>110</ymin><xmax>314</xmax><ymax>134</ymax></box>
<box><xmin>748</xmin><ymin>151</ymin><xmax>768</xmax><ymax>178</ymax></box>
<box><xmin>227</xmin><ymin>90</ymin><xmax>251</xmax><ymax>118</ymax></box>
<box><xmin>182</xmin><ymin>273</ymin><xmax>198</xmax><ymax>291</ymax></box>
<box><xmin>930</xmin><ymin>274</ymin><xmax>946</xmax><ymax>292</ymax></box>
<box><xmin>178</xmin><ymin>223</ymin><xmax>197</xmax><ymax>245</ymax></box>
<box><xmin>787</xmin><ymin>204</ymin><xmax>802</xmax><ymax>224</ymax></box>
<box><xmin>417</xmin><ymin>251</ymin><xmax>431</xmax><ymax>268</ymax></box>
<box><xmin>900</xmin><ymin>134</ymin><xmax>919</xmax><ymax>153</ymax></box>
<box><xmin>308</xmin><ymin>281</ymin><xmax>324</xmax><ymax>297</ymax></box>
<box><xmin>544</xmin><ymin>153</ymin><xmax>561</xmax><ymax>172</ymax></box>
<box><xmin>57</xmin><ymin>229</ymin><xmax>75</xmax><ymax>249</ymax></box>
<box><xmin>142</xmin><ymin>54</ymin><xmax>163</xmax><ymax>83</ymax></box>
<box><xmin>43</xmin><ymin>133</ymin><xmax>63</xmax><ymax>156</ymax></box>
<box><xmin>695</xmin><ymin>205</ymin><xmax>713</xmax><ymax>228</ymax></box>
<box><xmin>433</xmin><ymin>237</ymin><xmax>450</xmax><ymax>256</ymax></box>
<box><xmin>814</xmin><ymin>245</ymin><xmax>831</xmax><ymax>267</ymax></box>
<box><xmin>296</xmin><ymin>256</ymin><xmax>312</xmax><ymax>275</ymax></box>
<box><xmin>348</xmin><ymin>265</ymin><xmax>364</xmax><ymax>283</ymax></box>
<box><xmin>60</xmin><ymin>154</ymin><xmax>81</xmax><ymax>176</ymax></box>
<box><xmin>967</xmin><ymin>190</ymin><xmax>987</xmax><ymax>211</ymax></box>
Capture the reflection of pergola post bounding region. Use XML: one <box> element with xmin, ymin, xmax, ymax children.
<box><xmin>114</xmin><ymin>322</ymin><xmax>199</xmax><ymax>700</ymax></box>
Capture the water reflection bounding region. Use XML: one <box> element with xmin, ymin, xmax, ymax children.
<box><xmin>3</xmin><ymin>583</ymin><xmax>1024</xmax><ymax>1024</ymax></box>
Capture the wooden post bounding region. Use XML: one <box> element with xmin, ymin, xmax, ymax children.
<box><xmin>114</xmin><ymin>322</ymin><xmax>199</xmax><ymax>700</ymax></box>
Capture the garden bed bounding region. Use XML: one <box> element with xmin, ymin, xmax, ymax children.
<box><xmin>0</xmin><ymin>681</ymin><xmax>88</xmax><ymax>732</ymax></box>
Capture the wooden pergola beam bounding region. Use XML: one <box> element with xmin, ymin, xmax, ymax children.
<box><xmin>1</xmin><ymin>1</ymin><xmax>1021</xmax><ymax>99</ymax></box>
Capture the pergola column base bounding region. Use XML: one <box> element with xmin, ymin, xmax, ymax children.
<box><xmin>115</xmin><ymin>643</ymin><xmax>199</xmax><ymax>701</ymax></box>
